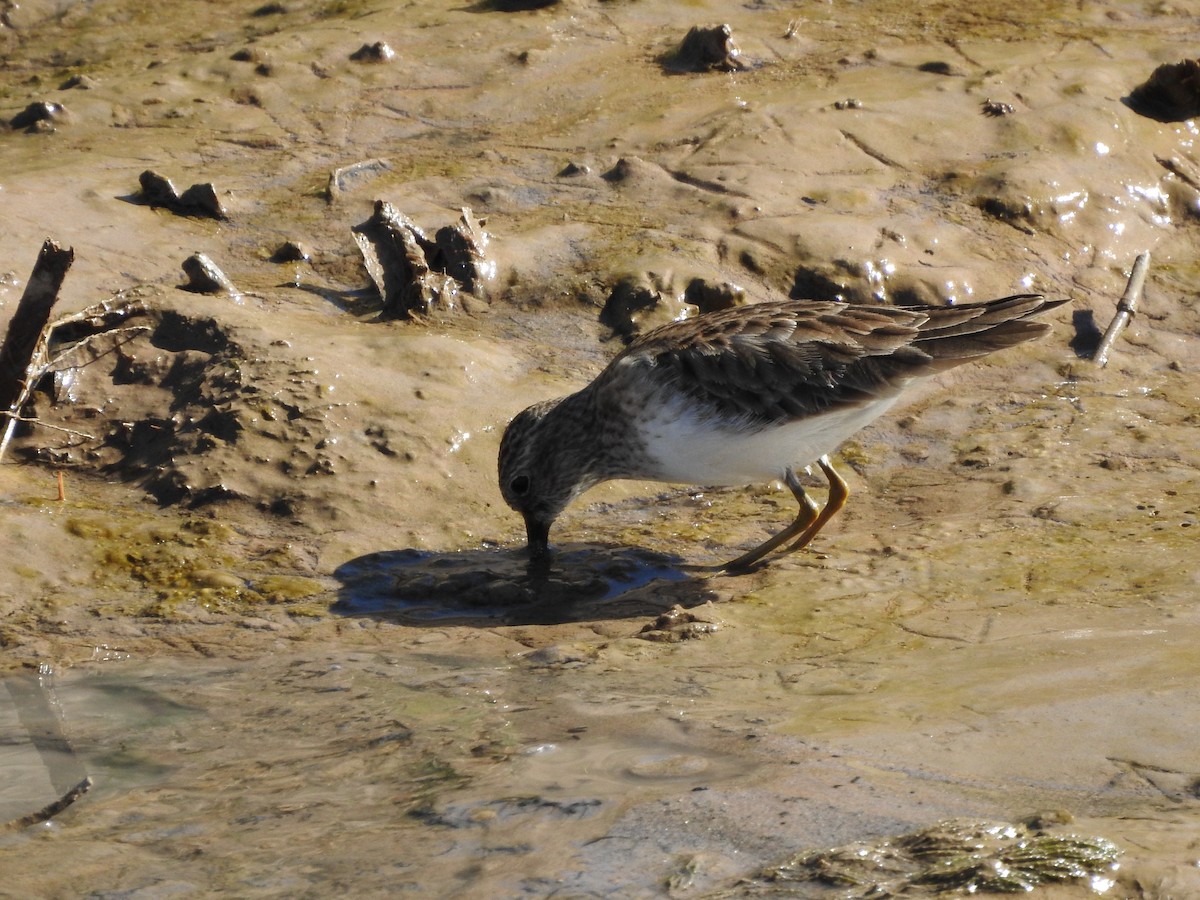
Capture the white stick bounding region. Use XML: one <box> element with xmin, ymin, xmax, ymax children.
<box><xmin>1094</xmin><ymin>252</ymin><xmax>1150</xmax><ymax>367</ymax></box>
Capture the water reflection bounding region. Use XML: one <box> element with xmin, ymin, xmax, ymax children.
<box><xmin>332</xmin><ymin>545</ymin><xmax>709</xmax><ymax>625</ymax></box>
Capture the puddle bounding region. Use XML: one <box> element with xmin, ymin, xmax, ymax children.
<box><xmin>332</xmin><ymin>545</ymin><xmax>701</xmax><ymax>624</ymax></box>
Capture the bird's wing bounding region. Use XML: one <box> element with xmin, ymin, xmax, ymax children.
<box><xmin>615</xmin><ymin>300</ymin><xmax>936</xmax><ymax>424</ymax></box>
<box><xmin>611</xmin><ymin>295</ymin><xmax>1064</xmax><ymax>425</ymax></box>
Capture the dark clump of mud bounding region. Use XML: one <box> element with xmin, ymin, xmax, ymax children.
<box><xmin>666</xmin><ymin>24</ymin><xmax>746</xmax><ymax>73</ymax></box>
<box><xmin>349</xmin><ymin>41</ymin><xmax>395</xmax><ymax>63</ymax></box>
<box><xmin>180</xmin><ymin>253</ymin><xmax>238</xmax><ymax>295</ymax></box>
<box><xmin>1127</xmin><ymin>58</ymin><xmax>1200</xmax><ymax>122</ymax></box>
<box><xmin>8</xmin><ymin>100</ymin><xmax>67</xmax><ymax>132</ymax></box>
<box><xmin>600</xmin><ymin>271</ymin><xmax>745</xmax><ymax>339</ymax></box>
<box><xmin>137</xmin><ymin>170</ymin><xmax>229</xmax><ymax>220</ymax></box>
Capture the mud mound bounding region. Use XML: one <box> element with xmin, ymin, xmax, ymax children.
<box><xmin>17</xmin><ymin>290</ymin><xmax>342</xmax><ymax>515</ymax></box>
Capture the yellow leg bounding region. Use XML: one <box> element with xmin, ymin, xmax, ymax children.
<box><xmin>780</xmin><ymin>455</ymin><xmax>849</xmax><ymax>557</ymax></box>
<box><xmin>721</xmin><ymin>465</ymin><xmax>820</xmax><ymax>573</ymax></box>
<box><xmin>721</xmin><ymin>455</ymin><xmax>849</xmax><ymax>573</ymax></box>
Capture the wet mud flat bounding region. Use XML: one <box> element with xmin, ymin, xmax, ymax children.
<box><xmin>2</xmin><ymin>0</ymin><xmax>1200</xmax><ymax>896</ymax></box>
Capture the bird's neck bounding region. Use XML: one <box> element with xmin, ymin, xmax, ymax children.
<box><xmin>549</xmin><ymin>385</ymin><xmax>644</xmax><ymax>490</ymax></box>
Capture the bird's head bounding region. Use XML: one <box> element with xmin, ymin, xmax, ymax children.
<box><xmin>498</xmin><ymin>397</ymin><xmax>590</xmax><ymax>558</ymax></box>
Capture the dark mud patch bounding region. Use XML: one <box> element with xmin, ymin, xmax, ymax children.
<box><xmin>1126</xmin><ymin>58</ymin><xmax>1200</xmax><ymax>122</ymax></box>
<box><xmin>332</xmin><ymin>545</ymin><xmax>710</xmax><ymax>625</ymax></box>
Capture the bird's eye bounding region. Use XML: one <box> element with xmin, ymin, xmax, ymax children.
<box><xmin>510</xmin><ymin>474</ymin><xmax>531</xmax><ymax>496</ymax></box>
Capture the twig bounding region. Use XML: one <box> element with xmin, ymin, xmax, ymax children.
<box><xmin>45</xmin><ymin>324</ymin><xmax>153</xmax><ymax>375</ymax></box>
<box><xmin>1094</xmin><ymin>251</ymin><xmax>1150</xmax><ymax>367</ymax></box>
<box><xmin>2</xmin><ymin>776</ymin><xmax>93</xmax><ymax>831</ymax></box>
<box><xmin>56</xmin><ymin>470</ymin><xmax>65</xmax><ymax>501</ymax></box>
<box><xmin>0</xmin><ymin>412</ymin><xmax>97</xmax><ymax>442</ymax></box>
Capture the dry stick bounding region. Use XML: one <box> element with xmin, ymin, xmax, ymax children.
<box><xmin>0</xmin><ymin>414</ymin><xmax>97</xmax><ymax>442</ymax></box>
<box><xmin>1094</xmin><ymin>251</ymin><xmax>1150</xmax><ymax>367</ymax></box>
<box><xmin>0</xmin><ymin>240</ymin><xmax>74</xmax><ymax>460</ymax></box>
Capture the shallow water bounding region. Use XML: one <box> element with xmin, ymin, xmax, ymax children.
<box><xmin>2</xmin><ymin>0</ymin><xmax>1200</xmax><ymax>896</ymax></box>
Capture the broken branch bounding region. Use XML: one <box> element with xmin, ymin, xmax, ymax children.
<box><xmin>1093</xmin><ymin>251</ymin><xmax>1149</xmax><ymax>367</ymax></box>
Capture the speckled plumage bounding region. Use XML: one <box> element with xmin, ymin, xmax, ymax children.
<box><xmin>499</xmin><ymin>294</ymin><xmax>1066</xmax><ymax>571</ymax></box>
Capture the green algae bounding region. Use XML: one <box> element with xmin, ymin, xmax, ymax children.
<box><xmin>720</xmin><ymin>818</ymin><xmax>1120</xmax><ymax>897</ymax></box>
<box><xmin>61</xmin><ymin>505</ymin><xmax>332</xmax><ymax>620</ymax></box>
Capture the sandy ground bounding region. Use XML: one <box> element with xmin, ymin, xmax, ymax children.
<box><xmin>1</xmin><ymin>0</ymin><xmax>1200</xmax><ymax>896</ymax></box>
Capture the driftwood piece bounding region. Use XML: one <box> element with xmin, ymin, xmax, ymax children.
<box><xmin>1093</xmin><ymin>252</ymin><xmax>1150</xmax><ymax>367</ymax></box>
<box><xmin>0</xmin><ymin>240</ymin><xmax>73</xmax><ymax>411</ymax></box>
<box><xmin>0</xmin><ymin>241</ymin><xmax>74</xmax><ymax>459</ymax></box>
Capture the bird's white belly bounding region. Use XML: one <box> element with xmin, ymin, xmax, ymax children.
<box><xmin>637</xmin><ymin>394</ymin><xmax>906</xmax><ymax>486</ymax></box>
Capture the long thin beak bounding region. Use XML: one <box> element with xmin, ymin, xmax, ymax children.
<box><xmin>524</xmin><ymin>514</ymin><xmax>551</xmax><ymax>558</ymax></box>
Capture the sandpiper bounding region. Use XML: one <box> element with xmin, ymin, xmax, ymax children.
<box><xmin>499</xmin><ymin>294</ymin><xmax>1067</xmax><ymax>571</ymax></box>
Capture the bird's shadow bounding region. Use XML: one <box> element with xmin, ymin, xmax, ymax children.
<box><xmin>331</xmin><ymin>544</ymin><xmax>716</xmax><ymax>626</ymax></box>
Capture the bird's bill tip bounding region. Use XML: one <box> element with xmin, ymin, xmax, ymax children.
<box><xmin>524</xmin><ymin>515</ymin><xmax>551</xmax><ymax>558</ymax></box>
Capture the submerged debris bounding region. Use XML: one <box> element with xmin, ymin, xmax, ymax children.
<box><xmin>669</xmin><ymin>24</ymin><xmax>746</xmax><ymax>73</ymax></box>
<box><xmin>719</xmin><ymin>818</ymin><xmax>1120</xmax><ymax>897</ymax></box>
<box><xmin>352</xmin><ymin>201</ymin><xmax>492</xmax><ymax>319</ymax></box>
<box><xmin>2</xmin><ymin>776</ymin><xmax>92</xmax><ymax>832</ymax></box>
<box><xmin>138</xmin><ymin>170</ymin><xmax>229</xmax><ymax>220</ymax></box>
<box><xmin>181</xmin><ymin>253</ymin><xmax>239</xmax><ymax>296</ymax></box>
<box><xmin>1128</xmin><ymin>58</ymin><xmax>1200</xmax><ymax>122</ymax></box>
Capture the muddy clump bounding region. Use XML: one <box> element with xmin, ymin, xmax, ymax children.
<box><xmin>137</xmin><ymin>170</ymin><xmax>229</xmax><ymax>220</ymax></box>
<box><xmin>14</xmin><ymin>292</ymin><xmax>342</xmax><ymax>513</ymax></box>
<box><xmin>180</xmin><ymin>253</ymin><xmax>239</xmax><ymax>295</ymax></box>
<box><xmin>667</xmin><ymin>24</ymin><xmax>746</xmax><ymax>73</ymax></box>
<box><xmin>1128</xmin><ymin>58</ymin><xmax>1200</xmax><ymax>122</ymax></box>
<box><xmin>8</xmin><ymin>100</ymin><xmax>67</xmax><ymax>132</ymax></box>
<box><xmin>350</xmin><ymin>41</ymin><xmax>395</xmax><ymax>63</ymax></box>
<box><xmin>352</xmin><ymin>201</ymin><xmax>493</xmax><ymax>319</ymax></box>
<box><xmin>601</xmin><ymin>271</ymin><xmax>747</xmax><ymax>339</ymax></box>
<box><xmin>600</xmin><ymin>271</ymin><xmax>692</xmax><ymax>339</ymax></box>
